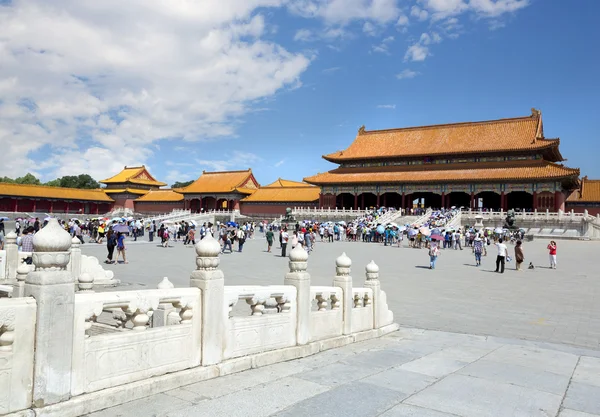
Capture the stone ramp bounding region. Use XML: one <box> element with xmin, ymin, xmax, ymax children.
<box><xmin>87</xmin><ymin>328</ymin><xmax>600</xmax><ymax>417</ymax></box>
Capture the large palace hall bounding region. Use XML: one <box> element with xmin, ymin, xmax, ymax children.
<box><xmin>0</xmin><ymin>109</ymin><xmax>598</xmax><ymax>216</ymax></box>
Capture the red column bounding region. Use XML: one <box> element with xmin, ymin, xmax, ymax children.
<box><xmin>441</xmin><ymin>193</ymin><xmax>446</xmax><ymax>209</ymax></box>
<box><xmin>401</xmin><ymin>193</ymin><xmax>406</xmax><ymax>210</ymax></box>
<box><xmin>376</xmin><ymin>193</ymin><xmax>380</xmax><ymax>207</ymax></box>
<box><xmin>32</xmin><ymin>200</ymin><xmax>36</xmax><ymax>213</ymax></box>
<box><xmin>500</xmin><ymin>192</ymin><xmax>506</xmax><ymax>211</ymax></box>
<box><xmin>361</xmin><ymin>194</ymin><xmax>364</xmax><ymax>209</ymax></box>
<box><xmin>470</xmin><ymin>192</ymin><xmax>475</xmax><ymax>209</ymax></box>
<box><xmin>65</xmin><ymin>201</ymin><xmax>70</xmax><ymax>214</ymax></box>
<box><xmin>319</xmin><ymin>193</ymin><xmax>324</xmax><ymax>208</ymax></box>
<box><xmin>199</xmin><ymin>198</ymin><xmax>203</xmax><ymax>212</ymax></box>
<box><xmin>95</xmin><ymin>203</ymin><xmax>99</xmax><ymax>214</ymax></box>
<box><xmin>50</xmin><ymin>201</ymin><xmax>54</xmax><ymax>214</ymax></box>
<box><xmin>532</xmin><ymin>191</ymin><xmax>538</xmax><ymax>210</ymax></box>
<box><xmin>14</xmin><ymin>199</ymin><xmax>18</xmax><ymax>212</ymax></box>
<box><xmin>554</xmin><ymin>191</ymin><xmax>565</xmax><ymax>212</ymax></box>
<box><xmin>354</xmin><ymin>194</ymin><xmax>358</xmax><ymax>210</ymax></box>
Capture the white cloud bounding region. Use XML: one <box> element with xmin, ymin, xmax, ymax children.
<box><xmin>404</xmin><ymin>43</ymin><xmax>429</xmax><ymax>62</ymax></box>
<box><xmin>410</xmin><ymin>5</ymin><xmax>429</xmax><ymax>21</ymax></box>
<box><xmin>396</xmin><ymin>69</ymin><xmax>419</xmax><ymax>79</ymax></box>
<box><xmin>289</xmin><ymin>0</ymin><xmax>400</xmax><ymax>25</ymax></box>
<box><xmin>0</xmin><ymin>1</ymin><xmax>310</xmax><ymax>178</ymax></box>
<box><xmin>418</xmin><ymin>0</ymin><xmax>529</xmax><ymax>21</ymax></box>
<box><xmin>322</xmin><ymin>66</ymin><xmax>342</xmax><ymax>74</ymax></box>
<box><xmin>377</xmin><ymin>104</ymin><xmax>396</xmax><ymax>109</ymax></box>
<box><xmin>274</xmin><ymin>159</ymin><xmax>285</xmax><ymax>167</ymax></box>
<box><xmin>371</xmin><ymin>35</ymin><xmax>394</xmax><ymax>54</ymax></box>
<box><xmin>294</xmin><ymin>28</ymin><xmax>314</xmax><ymax>41</ymax></box>
<box><xmin>469</xmin><ymin>0</ymin><xmax>530</xmax><ymax>18</ymax></box>
<box><xmin>363</xmin><ymin>22</ymin><xmax>377</xmax><ymax>36</ymax></box>
<box><xmin>195</xmin><ymin>151</ymin><xmax>261</xmax><ymax>172</ymax></box>
<box><xmin>396</xmin><ymin>14</ymin><xmax>409</xmax><ymax>26</ymax></box>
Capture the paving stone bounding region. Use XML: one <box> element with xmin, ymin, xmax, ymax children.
<box><xmin>424</xmin><ymin>345</ymin><xmax>495</xmax><ymax>363</ymax></box>
<box><xmin>405</xmin><ymin>373</ymin><xmax>562</xmax><ymax>417</ymax></box>
<box><xmin>457</xmin><ymin>359</ymin><xmax>571</xmax><ymax>395</ymax></box>
<box><xmin>398</xmin><ymin>356</ymin><xmax>469</xmax><ymax>378</ymax></box>
<box><xmin>563</xmin><ymin>382</ymin><xmax>600</xmax><ymax>415</ymax></box>
<box><xmin>168</xmin><ymin>376</ymin><xmax>328</xmax><ymax>417</ymax></box>
<box><xmin>380</xmin><ymin>404</ymin><xmax>462</xmax><ymax>417</ymax></box>
<box><xmin>361</xmin><ymin>368</ymin><xmax>437</xmax><ymax>395</ymax></box>
<box><xmin>483</xmin><ymin>345</ymin><xmax>579</xmax><ymax>376</ymax></box>
<box><xmin>181</xmin><ymin>361</ymin><xmax>307</xmax><ymax>398</ymax></box>
<box><xmin>572</xmin><ymin>356</ymin><xmax>600</xmax><ymax>388</ymax></box>
<box><xmin>87</xmin><ymin>393</ymin><xmax>192</xmax><ymax>417</ymax></box>
<box><xmin>338</xmin><ymin>349</ymin><xmax>419</xmax><ymax>370</ymax></box>
<box><xmin>559</xmin><ymin>409</ymin><xmax>600</xmax><ymax>417</ymax></box>
<box><xmin>271</xmin><ymin>381</ymin><xmax>402</xmax><ymax>417</ymax></box>
<box><xmin>294</xmin><ymin>362</ymin><xmax>380</xmax><ymax>387</ymax></box>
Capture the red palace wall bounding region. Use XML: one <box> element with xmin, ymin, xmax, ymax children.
<box><xmin>134</xmin><ymin>201</ymin><xmax>185</xmax><ymax>215</ymax></box>
<box><xmin>566</xmin><ymin>204</ymin><xmax>600</xmax><ymax>216</ymax></box>
<box><xmin>0</xmin><ymin>197</ymin><xmax>114</xmax><ymax>214</ymax></box>
<box><xmin>239</xmin><ymin>202</ymin><xmax>318</xmax><ymax>217</ymax></box>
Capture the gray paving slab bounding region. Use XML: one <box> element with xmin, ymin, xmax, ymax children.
<box><xmin>380</xmin><ymin>404</ymin><xmax>461</xmax><ymax>417</ymax></box>
<box><xmin>398</xmin><ymin>356</ymin><xmax>469</xmax><ymax>378</ymax></box>
<box><xmin>338</xmin><ymin>348</ymin><xmax>420</xmax><ymax>370</ymax></box>
<box><xmin>87</xmin><ymin>393</ymin><xmax>192</xmax><ymax>417</ymax></box>
<box><xmin>563</xmin><ymin>381</ymin><xmax>600</xmax><ymax>415</ymax></box>
<box><xmin>405</xmin><ymin>373</ymin><xmax>563</xmax><ymax>417</ymax></box>
<box><xmin>482</xmin><ymin>344</ymin><xmax>580</xmax><ymax>376</ymax></box>
<box><xmin>361</xmin><ymin>368</ymin><xmax>438</xmax><ymax>394</ymax></box>
<box><xmin>294</xmin><ymin>361</ymin><xmax>380</xmax><ymax>387</ymax></box>
<box><xmin>457</xmin><ymin>359</ymin><xmax>571</xmax><ymax>395</ymax></box>
<box><xmin>559</xmin><ymin>409</ymin><xmax>600</xmax><ymax>417</ymax></box>
<box><xmin>572</xmin><ymin>356</ymin><xmax>600</xmax><ymax>387</ymax></box>
<box><xmin>167</xmin><ymin>376</ymin><xmax>327</xmax><ymax>417</ymax></box>
<box><xmin>271</xmin><ymin>381</ymin><xmax>402</xmax><ymax>417</ymax></box>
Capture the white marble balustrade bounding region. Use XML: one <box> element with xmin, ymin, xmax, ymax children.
<box><xmin>309</xmin><ymin>286</ymin><xmax>343</xmax><ymax>342</ymax></box>
<box><xmin>71</xmin><ymin>288</ymin><xmax>201</xmax><ymax>396</ymax></box>
<box><xmin>350</xmin><ymin>287</ymin><xmax>374</xmax><ymax>333</ymax></box>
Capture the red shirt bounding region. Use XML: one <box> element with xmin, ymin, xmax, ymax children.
<box><xmin>547</xmin><ymin>244</ymin><xmax>557</xmax><ymax>255</ymax></box>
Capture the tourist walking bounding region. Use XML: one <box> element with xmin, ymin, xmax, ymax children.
<box><xmin>473</xmin><ymin>234</ymin><xmax>484</xmax><ymax>266</ymax></box>
<box><xmin>237</xmin><ymin>228</ymin><xmax>246</xmax><ymax>252</ymax></box>
<box><xmin>514</xmin><ymin>240</ymin><xmax>524</xmax><ymax>270</ymax></box>
<box><xmin>265</xmin><ymin>227</ymin><xmax>274</xmax><ymax>252</ymax></box>
<box><xmin>429</xmin><ymin>239</ymin><xmax>440</xmax><ymax>269</ymax></box>
<box><xmin>494</xmin><ymin>238</ymin><xmax>507</xmax><ymax>273</ymax></box>
<box><xmin>149</xmin><ymin>220</ymin><xmax>155</xmax><ymax>242</ymax></box>
<box><xmin>114</xmin><ymin>232</ymin><xmax>128</xmax><ymax>264</ymax></box>
<box><xmin>105</xmin><ymin>230</ymin><xmax>116</xmax><ymax>264</ymax></box>
<box><xmin>547</xmin><ymin>240</ymin><xmax>557</xmax><ymax>269</ymax></box>
<box><xmin>281</xmin><ymin>228</ymin><xmax>289</xmax><ymax>257</ymax></box>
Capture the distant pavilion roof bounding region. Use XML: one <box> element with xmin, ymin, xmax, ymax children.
<box><xmin>135</xmin><ymin>189</ymin><xmax>184</xmax><ymax>202</ymax></box>
<box><xmin>304</xmin><ymin>160</ymin><xmax>580</xmax><ymax>185</ymax></box>
<box><xmin>323</xmin><ymin>109</ymin><xmax>563</xmax><ymax>162</ymax></box>
<box><xmin>103</xmin><ymin>188</ymin><xmax>149</xmax><ymax>195</ymax></box>
<box><xmin>242</xmin><ymin>179</ymin><xmax>320</xmax><ymax>203</ymax></box>
<box><xmin>100</xmin><ymin>166</ymin><xmax>166</xmax><ymax>187</ymax></box>
<box><xmin>567</xmin><ymin>177</ymin><xmax>600</xmax><ymax>203</ymax></box>
<box><xmin>0</xmin><ymin>183</ymin><xmax>114</xmax><ymax>202</ymax></box>
<box><xmin>180</xmin><ymin>169</ymin><xmax>259</xmax><ymax>194</ymax></box>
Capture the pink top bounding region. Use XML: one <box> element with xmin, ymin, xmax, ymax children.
<box><xmin>547</xmin><ymin>244</ymin><xmax>557</xmax><ymax>255</ymax></box>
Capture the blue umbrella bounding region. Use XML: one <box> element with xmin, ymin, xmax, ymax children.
<box><xmin>376</xmin><ymin>225</ymin><xmax>385</xmax><ymax>234</ymax></box>
<box><xmin>0</xmin><ymin>217</ymin><xmax>9</xmax><ymax>221</ymax></box>
<box><xmin>113</xmin><ymin>224</ymin><xmax>129</xmax><ymax>233</ymax></box>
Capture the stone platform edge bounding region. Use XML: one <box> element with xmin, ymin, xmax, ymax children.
<box><xmin>19</xmin><ymin>323</ymin><xmax>399</xmax><ymax>417</ymax></box>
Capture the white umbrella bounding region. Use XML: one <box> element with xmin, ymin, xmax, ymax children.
<box><xmin>419</xmin><ymin>227</ymin><xmax>431</xmax><ymax>236</ymax></box>
<box><xmin>494</xmin><ymin>227</ymin><xmax>504</xmax><ymax>234</ymax></box>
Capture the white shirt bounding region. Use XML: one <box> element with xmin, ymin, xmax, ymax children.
<box><xmin>496</xmin><ymin>242</ymin><xmax>508</xmax><ymax>257</ymax></box>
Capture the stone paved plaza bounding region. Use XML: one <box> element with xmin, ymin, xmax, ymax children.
<box><xmin>82</xmin><ymin>234</ymin><xmax>600</xmax><ymax>350</ymax></box>
<box><xmin>89</xmin><ymin>327</ymin><xmax>600</xmax><ymax>417</ymax></box>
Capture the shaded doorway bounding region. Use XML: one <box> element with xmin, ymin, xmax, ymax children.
<box><xmin>475</xmin><ymin>192</ymin><xmax>501</xmax><ymax>210</ymax></box>
<box><xmin>381</xmin><ymin>192</ymin><xmax>402</xmax><ymax>209</ymax></box>
<box><xmin>447</xmin><ymin>192</ymin><xmax>470</xmax><ymax>209</ymax></box>
<box><xmin>336</xmin><ymin>193</ymin><xmax>354</xmax><ymax>210</ymax></box>
<box><xmin>507</xmin><ymin>191</ymin><xmax>533</xmax><ymax>211</ymax></box>
<box><xmin>410</xmin><ymin>192</ymin><xmax>442</xmax><ymax>209</ymax></box>
<box><xmin>358</xmin><ymin>193</ymin><xmax>377</xmax><ymax>210</ymax></box>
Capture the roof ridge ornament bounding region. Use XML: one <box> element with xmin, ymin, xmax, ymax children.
<box><xmin>358</xmin><ymin>125</ymin><xmax>366</xmax><ymax>135</ymax></box>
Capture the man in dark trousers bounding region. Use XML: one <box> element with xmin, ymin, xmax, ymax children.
<box><xmin>149</xmin><ymin>220</ymin><xmax>155</xmax><ymax>242</ymax></box>
<box><xmin>281</xmin><ymin>227</ymin><xmax>289</xmax><ymax>257</ymax></box>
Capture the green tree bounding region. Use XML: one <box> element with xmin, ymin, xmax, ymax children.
<box><xmin>0</xmin><ymin>176</ymin><xmax>15</xmax><ymax>183</ymax></box>
<box><xmin>15</xmin><ymin>173</ymin><xmax>41</xmax><ymax>185</ymax></box>
<box><xmin>44</xmin><ymin>179</ymin><xmax>61</xmax><ymax>187</ymax></box>
<box><xmin>72</xmin><ymin>174</ymin><xmax>100</xmax><ymax>189</ymax></box>
<box><xmin>171</xmin><ymin>180</ymin><xmax>194</xmax><ymax>189</ymax></box>
<box><xmin>44</xmin><ymin>174</ymin><xmax>100</xmax><ymax>189</ymax></box>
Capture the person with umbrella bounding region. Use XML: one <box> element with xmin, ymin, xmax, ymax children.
<box><xmin>473</xmin><ymin>233</ymin><xmax>484</xmax><ymax>266</ymax></box>
<box><xmin>429</xmin><ymin>239</ymin><xmax>440</xmax><ymax>269</ymax></box>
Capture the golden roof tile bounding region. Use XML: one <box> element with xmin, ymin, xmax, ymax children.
<box><xmin>324</xmin><ymin>110</ymin><xmax>558</xmax><ymax>162</ymax></box>
<box><xmin>0</xmin><ymin>183</ymin><xmax>114</xmax><ymax>202</ymax></box>
<box><xmin>135</xmin><ymin>189</ymin><xmax>184</xmax><ymax>202</ymax></box>
<box><xmin>100</xmin><ymin>165</ymin><xmax>166</xmax><ymax>186</ymax></box>
<box><xmin>567</xmin><ymin>178</ymin><xmax>600</xmax><ymax>202</ymax></box>
<box><xmin>181</xmin><ymin>169</ymin><xmax>259</xmax><ymax>194</ymax></box>
<box><xmin>304</xmin><ymin>161</ymin><xmax>580</xmax><ymax>185</ymax></box>
<box><xmin>103</xmin><ymin>188</ymin><xmax>149</xmax><ymax>195</ymax></box>
<box><xmin>243</xmin><ymin>178</ymin><xmax>320</xmax><ymax>202</ymax></box>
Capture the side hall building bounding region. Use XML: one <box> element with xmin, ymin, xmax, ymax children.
<box><xmin>304</xmin><ymin>109</ymin><xmax>580</xmax><ymax>212</ymax></box>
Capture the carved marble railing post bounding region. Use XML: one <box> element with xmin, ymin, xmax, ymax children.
<box><xmin>284</xmin><ymin>244</ymin><xmax>310</xmax><ymax>345</ymax></box>
<box><xmin>24</xmin><ymin>218</ymin><xmax>75</xmax><ymax>406</ymax></box>
<box><xmin>69</xmin><ymin>237</ymin><xmax>82</xmax><ymax>283</ymax></box>
<box><xmin>364</xmin><ymin>261</ymin><xmax>381</xmax><ymax>329</ymax></box>
<box><xmin>13</xmin><ymin>264</ymin><xmax>28</xmax><ymax>298</ymax></box>
<box><xmin>153</xmin><ymin>277</ymin><xmax>180</xmax><ymax>327</ymax></box>
<box><xmin>5</xmin><ymin>231</ymin><xmax>18</xmax><ymax>280</ymax></box>
<box><xmin>190</xmin><ymin>234</ymin><xmax>224</xmax><ymax>365</ymax></box>
<box><xmin>333</xmin><ymin>252</ymin><xmax>353</xmax><ymax>335</ymax></box>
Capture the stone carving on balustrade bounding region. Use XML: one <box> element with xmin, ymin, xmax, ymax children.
<box><xmin>309</xmin><ymin>286</ymin><xmax>343</xmax><ymax>342</ymax></box>
<box><xmin>0</xmin><ymin>307</ymin><xmax>15</xmax><ymax>352</ymax></box>
<box><xmin>364</xmin><ymin>260</ymin><xmax>394</xmax><ymax>328</ymax></box>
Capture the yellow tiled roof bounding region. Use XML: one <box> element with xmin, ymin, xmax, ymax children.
<box><xmin>103</xmin><ymin>188</ymin><xmax>149</xmax><ymax>195</ymax></box>
<box><xmin>242</xmin><ymin>178</ymin><xmax>320</xmax><ymax>202</ymax></box>
<box><xmin>135</xmin><ymin>189</ymin><xmax>184</xmax><ymax>202</ymax></box>
<box><xmin>181</xmin><ymin>169</ymin><xmax>259</xmax><ymax>194</ymax></box>
<box><xmin>323</xmin><ymin>109</ymin><xmax>559</xmax><ymax>162</ymax></box>
<box><xmin>567</xmin><ymin>178</ymin><xmax>600</xmax><ymax>202</ymax></box>
<box><xmin>0</xmin><ymin>183</ymin><xmax>114</xmax><ymax>202</ymax></box>
<box><xmin>304</xmin><ymin>161</ymin><xmax>580</xmax><ymax>185</ymax></box>
<box><xmin>100</xmin><ymin>166</ymin><xmax>166</xmax><ymax>186</ymax></box>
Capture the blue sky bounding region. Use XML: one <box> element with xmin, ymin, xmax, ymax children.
<box><xmin>1</xmin><ymin>0</ymin><xmax>599</xmax><ymax>187</ymax></box>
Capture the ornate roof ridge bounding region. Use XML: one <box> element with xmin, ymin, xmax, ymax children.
<box><xmin>0</xmin><ymin>182</ymin><xmax>106</xmax><ymax>192</ymax></box>
<box><xmin>201</xmin><ymin>168</ymin><xmax>252</xmax><ymax>175</ymax></box>
<box><xmin>357</xmin><ymin>112</ymin><xmax>540</xmax><ymax>137</ymax></box>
